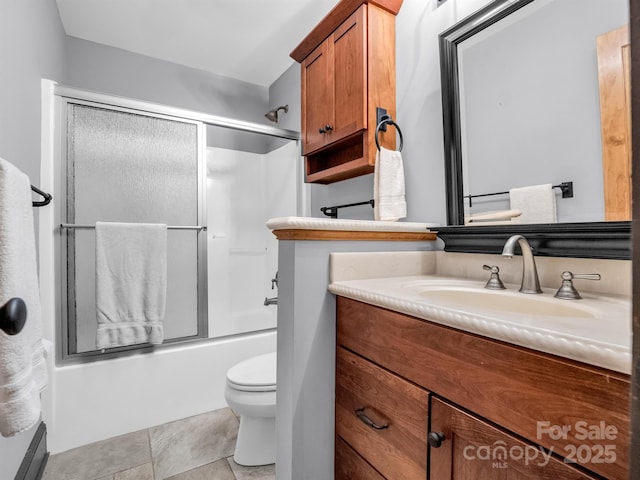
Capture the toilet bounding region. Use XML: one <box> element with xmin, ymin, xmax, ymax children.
<box><xmin>224</xmin><ymin>351</ymin><xmax>277</xmax><ymax>466</ymax></box>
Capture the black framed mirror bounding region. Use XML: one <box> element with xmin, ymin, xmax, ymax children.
<box><xmin>436</xmin><ymin>0</ymin><xmax>631</xmax><ymax>259</ymax></box>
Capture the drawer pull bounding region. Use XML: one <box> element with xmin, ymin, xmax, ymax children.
<box><xmin>428</xmin><ymin>431</ymin><xmax>446</xmax><ymax>448</ymax></box>
<box><xmin>355</xmin><ymin>407</ymin><xmax>388</xmax><ymax>430</ymax></box>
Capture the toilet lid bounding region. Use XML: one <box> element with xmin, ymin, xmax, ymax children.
<box><xmin>227</xmin><ymin>352</ymin><xmax>277</xmax><ymax>392</ymax></box>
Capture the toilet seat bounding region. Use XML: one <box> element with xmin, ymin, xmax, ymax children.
<box><xmin>226</xmin><ymin>352</ymin><xmax>276</xmax><ymax>392</ymax></box>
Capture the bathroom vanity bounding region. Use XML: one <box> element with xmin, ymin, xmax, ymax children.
<box><xmin>268</xmin><ymin>217</ymin><xmax>632</xmax><ymax>480</ymax></box>
<box><xmin>329</xmin><ymin>253</ymin><xmax>631</xmax><ymax>480</ymax></box>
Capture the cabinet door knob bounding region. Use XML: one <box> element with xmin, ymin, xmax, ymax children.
<box><xmin>324</xmin><ymin>124</ymin><xmax>333</xmax><ymax>131</ymax></box>
<box><xmin>428</xmin><ymin>431</ymin><xmax>446</xmax><ymax>448</ymax></box>
<box><xmin>355</xmin><ymin>407</ymin><xmax>388</xmax><ymax>430</ymax></box>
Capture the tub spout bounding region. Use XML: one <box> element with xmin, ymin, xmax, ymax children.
<box><xmin>264</xmin><ymin>296</ymin><xmax>278</xmax><ymax>306</ymax></box>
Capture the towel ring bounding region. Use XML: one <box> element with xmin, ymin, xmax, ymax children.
<box><xmin>375</xmin><ymin>119</ymin><xmax>403</xmax><ymax>152</ymax></box>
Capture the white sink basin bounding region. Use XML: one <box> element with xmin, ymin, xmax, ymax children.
<box><xmin>416</xmin><ymin>287</ymin><xmax>597</xmax><ymax>318</ymax></box>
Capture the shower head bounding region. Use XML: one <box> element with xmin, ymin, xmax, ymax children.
<box><xmin>265</xmin><ymin>105</ymin><xmax>289</xmax><ymax>123</ymax></box>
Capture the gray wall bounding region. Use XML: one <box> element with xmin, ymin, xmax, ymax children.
<box><xmin>64</xmin><ymin>37</ymin><xmax>270</xmax><ymax>125</ymax></box>
<box><xmin>268</xmin><ymin>63</ymin><xmax>301</xmax><ymax>133</ymax></box>
<box><xmin>64</xmin><ymin>37</ymin><xmax>272</xmax><ymax>154</ymax></box>
<box><xmin>0</xmin><ymin>0</ymin><xmax>67</xmax><ymax>477</ymax></box>
<box><xmin>271</xmin><ymin>0</ymin><xmax>496</xmax><ymax>224</ymax></box>
<box><xmin>0</xmin><ymin>0</ymin><xmax>67</xmax><ymax>181</ymax></box>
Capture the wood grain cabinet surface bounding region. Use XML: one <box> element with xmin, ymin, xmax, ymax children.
<box><xmin>335</xmin><ymin>296</ymin><xmax>630</xmax><ymax>480</ymax></box>
<box><xmin>291</xmin><ymin>0</ymin><xmax>402</xmax><ymax>184</ymax></box>
<box><xmin>335</xmin><ymin>347</ymin><xmax>428</xmax><ymax>480</ymax></box>
<box><xmin>430</xmin><ymin>398</ymin><xmax>599</xmax><ymax>479</ymax></box>
<box><xmin>301</xmin><ymin>7</ymin><xmax>366</xmax><ymax>156</ymax></box>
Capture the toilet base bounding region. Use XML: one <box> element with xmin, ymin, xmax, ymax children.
<box><xmin>233</xmin><ymin>415</ymin><xmax>276</xmax><ymax>466</ymax></box>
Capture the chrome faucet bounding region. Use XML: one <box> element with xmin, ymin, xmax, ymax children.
<box><xmin>502</xmin><ymin>235</ymin><xmax>542</xmax><ymax>294</ymax></box>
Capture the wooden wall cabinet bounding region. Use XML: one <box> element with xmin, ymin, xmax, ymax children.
<box><xmin>291</xmin><ymin>0</ymin><xmax>402</xmax><ymax>184</ymax></box>
<box><xmin>335</xmin><ymin>296</ymin><xmax>630</xmax><ymax>480</ymax></box>
<box><xmin>301</xmin><ymin>7</ymin><xmax>365</xmax><ymax>156</ymax></box>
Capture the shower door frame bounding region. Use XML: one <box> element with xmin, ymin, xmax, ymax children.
<box><xmin>52</xmin><ymin>85</ymin><xmax>302</xmax><ymax>364</ymax></box>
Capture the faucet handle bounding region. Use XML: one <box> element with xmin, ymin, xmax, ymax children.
<box><xmin>482</xmin><ymin>265</ymin><xmax>506</xmax><ymax>290</ymax></box>
<box><xmin>554</xmin><ymin>271</ymin><xmax>601</xmax><ymax>300</ymax></box>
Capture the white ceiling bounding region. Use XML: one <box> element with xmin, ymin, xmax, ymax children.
<box><xmin>55</xmin><ymin>0</ymin><xmax>341</xmax><ymax>87</ymax></box>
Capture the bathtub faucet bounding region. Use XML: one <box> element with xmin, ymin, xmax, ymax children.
<box><xmin>264</xmin><ymin>296</ymin><xmax>278</xmax><ymax>306</ymax></box>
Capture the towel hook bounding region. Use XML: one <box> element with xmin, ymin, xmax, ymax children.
<box><xmin>31</xmin><ymin>185</ymin><xmax>52</xmax><ymax>207</ymax></box>
<box><xmin>375</xmin><ymin>117</ymin><xmax>403</xmax><ymax>152</ymax></box>
<box><xmin>0</xmin><ymin>298</ymin><xmax>27</xmax><ymax>335</ymax></box>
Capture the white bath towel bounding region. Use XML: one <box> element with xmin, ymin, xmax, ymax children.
<box><xmin>374</xmin><ymin>147</ymin><xmax>407</xmax><ymax>221</ymax></box>
<box><xmin>95</xmin><ymin>222</ymin><xmax>167</xmax><ymax>349</ymax></box>
<box><xmin>0</xmin><ymin>158</ymin><xmax>48</xmax><ymax>437</ymax></box>
<box><xmin>509</xmin><ymin>184</ymin><xmax>557</xmax><ymax>224</ymax></box>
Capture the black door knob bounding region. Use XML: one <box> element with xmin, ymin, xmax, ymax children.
<box><xmin>428</xmin><ymin>431</ymin><xmax>446</xmax><ymax>448</ymax></box>
<box><xmin>324</xmin><ymin>124</ymin><xmax>333</xmax><ymax>131</ymax></box>
<box><xmin>0</xmin><ymin>297</ymin><xmax>27</xmax><ymax>335</ymax></box>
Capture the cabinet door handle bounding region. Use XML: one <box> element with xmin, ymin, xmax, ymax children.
<box><xmin>428</xmin><ymin>431</ymin><xmax>446</xmax><ymax>448</ymax></box>
<box><xmin>324</xmin><ymin>124</ymin><xmax>333</xmax><ymax>132</ymax></box>
<box><xmin>355</xmin><ymin>407</ymin><xmax>388</xmax><ymax>430</ymax></box>
<box><xmin>319</xmin><ymin>126</ymin><xmax>326</xmax><ymax>134</ymax></box>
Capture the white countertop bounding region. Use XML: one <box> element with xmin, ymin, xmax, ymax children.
<box><xmin>329</xmin><ymin>274</ymin><xmax>631</xmax><ymax>374</ymax></box>
<box><xmin>266</xmin><ymin>216</ymin><xmax>439</xmax><ymax>232</ymax></box>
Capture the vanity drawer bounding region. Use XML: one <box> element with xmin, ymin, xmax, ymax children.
<box><xmin>335</xmin><ymin>347</ymin><xmax>428</xmax><ymax>480</ymax></box>
<box><xmin>336</xmin><ymin>296</ymin><xmax>630</xmax><ymax>480</ymax></box>
<box><xmin>335</xmin><ymin>436</ymin><xmax>386</xmax><ymax>480</ymax></box>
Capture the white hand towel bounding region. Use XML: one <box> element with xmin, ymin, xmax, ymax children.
<box><xmin>374</xmin><ymin>147</ymin><xmax>407</xmax><ymax>221</ymax></box>
<box><xmin>509</xmin><ymin>184</ymin><xmax>557</xmax><ymax>224</ymax></box>
<box><xmin>95</xmin><ymin>222</ymin><xmax>167</xmax><ymax>349</ymax></box>
<box><xmin>0</xmin><ymin>158</ymin><xmax>48</xmax><ymax>437</ymax></box>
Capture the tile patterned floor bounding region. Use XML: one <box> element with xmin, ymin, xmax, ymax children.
<box><xmin>42</xmin><ymin>408</ymin><xmax>275</xmax><ymax>480</ymax></box>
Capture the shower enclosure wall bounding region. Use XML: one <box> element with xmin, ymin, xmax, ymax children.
<box><xmin>40</xmin><ymin>84</ymin><xmax>302</xmax><ymax>452</ymax></box>
<box><xmin>207</xmin><ymin>137</ymin><xmax>298</xmax><ymax>338</ymax></box>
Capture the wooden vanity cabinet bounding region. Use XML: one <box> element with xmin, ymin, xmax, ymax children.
<box><xmin>291</xmin><ymin>0</ymin><xmax>401</xmax><ymax>184</ymax></box>
<box><xmin>335</xmin><ymin>296</ymin><xmax>630</xmax><ymax>480</ymax></box>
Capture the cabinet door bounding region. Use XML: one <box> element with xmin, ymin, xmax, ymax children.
<box><xmin>336</xmin><ymin>347</ymin><xmax>428</xmax><ymax>480</ymax></box>
<box><xmin>329</xmin><ymin>5</ymin><xmax>367</xmax><ymax>144</ymax></box>
<box><xmin>301</xmin><ymin>40</ymin><xmax>333</xmax><ymax>155</ymax></box>
<box><xmin>429</xmin><ymin>398</ymin><xmax>600</xmax><ymax>480</ymax></box>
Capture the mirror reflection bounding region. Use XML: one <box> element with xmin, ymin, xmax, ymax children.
<box><xmin>454</xmin><ymin>0</ymin><xmax>629</xmax><ymax>225</ymax></box>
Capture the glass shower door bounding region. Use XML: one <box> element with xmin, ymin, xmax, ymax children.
<box><xmin>63</xmin><ymin>102</ymin><xmax>206</xmax><ymax>356</ymax></box>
